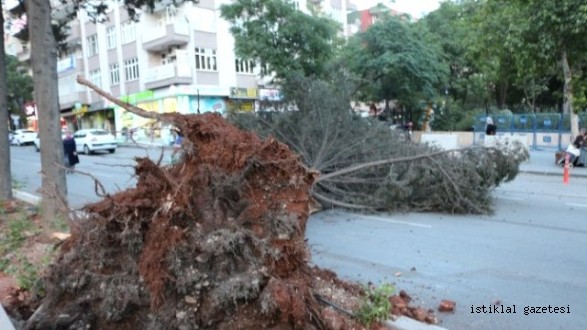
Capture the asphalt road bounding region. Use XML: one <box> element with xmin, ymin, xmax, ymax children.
<box><xmin>10</xmin><ymin>145</ymin><xmax>171</xmax><ymax>208</ymax></box>
<box><xmin>307</xmin><ymin>174</ymin><xmax>587</xmax><ymax>330</ymax></box>
<box><xmin>9</xmin><ymin>145</ymin><xmax>587</xmax><ymax>329</ymax></box>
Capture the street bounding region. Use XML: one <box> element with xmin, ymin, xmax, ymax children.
<box><xmin>9</xmin><ymin>145</ymin><xmax>587</xmax><ymax>329</ymax></box>
<box><xmin>10</xmin><ymin>145</ymin><xmax>171</xmax><ymax>208</ymax></box>
<box><xmin>308</xmin><ymin>174</ymin><xmax>587</xmax><ymax>330</ymax></box>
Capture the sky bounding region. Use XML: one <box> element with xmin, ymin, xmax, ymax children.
<box><xmin>355</xmin><ymin>0</ymin><xmax>442</xmax><ymax>19</ymax></box>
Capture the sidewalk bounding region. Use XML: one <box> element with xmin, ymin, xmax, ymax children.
<box><xmin>520</xmin><ymin>148</ymin><xmax>587</xmax><ymax>178</ymax></box>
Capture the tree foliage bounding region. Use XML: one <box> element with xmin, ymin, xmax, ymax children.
<box><xmin>220</xmin><ymin>0</ymin><xmax>341</xmax><ymax>80</ymax></box>
<box><xmin>343</xmin><ymin>15</ymin><xmax>448</xmax><ymax>111</ymax></box>
<box><xmin>5</xmin><ymin>55</ymin><xmax>34</xmax><ymax>119</ymax></box>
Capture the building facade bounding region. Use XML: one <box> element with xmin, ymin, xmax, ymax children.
<box><xmin>347</xmin><ymin>3</ymin><xmax>406</xmax><ymax>35</ymax></box>
<box><xmin>6</xmin><ymin>0</ymin><xmax>349</xmax><ymax>141</ymax></box>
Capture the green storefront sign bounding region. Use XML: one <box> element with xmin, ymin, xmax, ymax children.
<box><xmin>119</xmin><ymin>90</ymin><xmax>154</xmax><ymax>104</ymax></box>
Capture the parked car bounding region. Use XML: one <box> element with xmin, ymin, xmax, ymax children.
<box><xmin>8</xmin><ymin>131</ymin><xmax>14</xmax><ymax>143</ymax></box>
<box><xmin>73</xmin><ymin>129</ymin><xmax>117</xmax><ymax>154</ymax></box>
<box><xmin>33</xmin><ymin>130</ymin><xmax>67</xmax><ymax>152</ymax></box>
<box><xmin>11</xmin><ymin>129</ymin><xmax>37</xmax><ymax>146</ymax></box>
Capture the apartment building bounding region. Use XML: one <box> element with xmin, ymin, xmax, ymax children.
<box><xmin>56</xmin><ymin>0</ymin><xmax>266</xmax><ymax>140</ymax></box>
<box><xmin>347</xmin><ymin>3</ymin><xmax>409</xmax><ymax>35</ymax></box>
<box><xmin>6</xmin><ymin>0</ymin><xmax>349</xmax><ymax>140</ymax></box>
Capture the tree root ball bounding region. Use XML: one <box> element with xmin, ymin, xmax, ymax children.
<box><xmin>26</xmin><ymin>113</ymin><xmax>365</xmax><ymax>329</ymax></box>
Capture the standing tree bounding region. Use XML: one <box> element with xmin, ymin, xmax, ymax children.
<box><xmin>343</xmin><ymin>15</ymin><xmax>448</xmax><ymax>121</ymax></box>
<box><xmin>0</xmin><ymin>9</ymin><xmax>12</xmax><ymax>200</ymax></box>
<box><xmin>488</xmin><ymin>0</ymin><xmax>587</xmax><ymax>136</ymax></box>
<box><xmin>27</xmin><ymin>0</ymin><xmax>66</xmax><ymax>222</ymax></box>
<box><xmin>220</xmin><ymin>0</ymin><xmax>341</xmax><ymax>81</ymax></box>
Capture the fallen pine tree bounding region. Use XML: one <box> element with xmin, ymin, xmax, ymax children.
<box><xmin>229</xmin><ymin>75</ymin><xmax>529</xmax><ymax>214</ymax></box>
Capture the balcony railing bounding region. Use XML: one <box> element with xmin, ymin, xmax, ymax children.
<box><xmin>144</xmin><ymin>63</ymin><xmax>193</xmax><ymax>89</ymax></box>
<box><xmin>142</xmin><ymin>21</ymin><xmax>190</xmax><ymax>51</ymax></box>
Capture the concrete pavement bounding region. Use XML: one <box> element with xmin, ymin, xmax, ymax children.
<box><xmin>520</xmin><ymin>147</ymin><xmax>587</xmax><ymax>178</ymax></box>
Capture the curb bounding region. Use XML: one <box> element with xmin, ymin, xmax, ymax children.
<box><xmin>385</xmin><ymin>317</ymin><xmax>449</xmax><ymax>330</ymax></box>
<box><xmin>12</xmin><ymin>190</ymin><xmax>41</xmax><ymax>205</ymax></box>
<box><xmin>118</xmin><ymin>142</ymin><xmax>172</xmax><ymax>150</ymax></box>
<box><xmin>519</xmin><ymin>169</ymin><xmax>587</xmax><ymax>178</ymax></box>
<box><xmin>0</xmin><ymin>305</ymin><xmax>15</xmax><ymax>330</ymax></box>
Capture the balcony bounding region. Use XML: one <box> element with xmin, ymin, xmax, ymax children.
<box><xmin>142</xmin><ymin>21</ymin><xmax>190</xmax><ymax>52</ymax></box>
<box><xmin>144</xmin><ymin>63</ymin><xmax>193</xmax><ymax>90</ymax></box>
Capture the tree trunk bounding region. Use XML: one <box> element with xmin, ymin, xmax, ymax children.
<box><xmin>561</xmin><ymin>50</ymin><xmax>578</xmax><ymax>138</ymax></box>
<box><xmin>0</xmin><ymin>10</ymin><xmax>13</xmax><ymax>200</ymax></box>
<box><xmin>27</xmin><ymin>0</ymin><xmax>68</xmax><ymax>221</ymax></box>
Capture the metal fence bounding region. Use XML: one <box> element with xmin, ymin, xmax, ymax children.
<box><xmin>473</xmin><ymin>113</ymin><xmax>587</xmax><ymax>149</ymax></box>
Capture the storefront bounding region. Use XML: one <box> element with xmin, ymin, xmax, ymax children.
<box><xmin>114</xmin><ymin>89</ymin><xmax>187</xmax><ymax>144</ymax></box>
<box><xmin>228</xmin><ymin>87</ymin><xmax>258</xmax><ymax>113</ymax></box>
<box><xmin>258</xmin><ymin>88</ymin><xmax>284</xmax><ymax>111</ymax></box>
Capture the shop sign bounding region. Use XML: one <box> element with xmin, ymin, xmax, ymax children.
<box><xmin>120</xmin><ymin>90</ymin><xmax>154</xmax><ymax>104</ymax></box>
<box><xmin>230</xmin><ymin>87</ymin><xmax>258</xmax><ymax>99</ymax></box>
<box><xmin>259</xmin><ymin>89</ymin><xmax>283</xmax><ymax>101</ymax></box>
<box><xmin>57</xmin><ymin>56</ymin><xmax>75</xmax><ymax>74</ymax></box>
<box><xmin>24</xmin><ymin>102</ymin><xmax>37</xmax><ymax>117</ymax></box>
<box><xmin>72</xmin><ymin>105</ymin><xmax>89</xmax><ymax>115</ymax></box>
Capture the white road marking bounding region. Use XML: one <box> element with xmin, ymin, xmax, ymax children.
<box><xmin>358</xmin><ymin>214</ymin><xmax>432</xmax><ymax>229</ymax></box>
<box><xmin>566</xmin><ymin>203</ymin><xmax>587</xmax><ymax>208</ymax></box>
<box><xmin>498</xmin><ymin>196</ymin><xmax>524</xmax><ymax>201</ymax></box>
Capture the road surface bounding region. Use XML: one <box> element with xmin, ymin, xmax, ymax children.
<box><xmin>307</xmin><ymin>174</ymin><xmax>587</xmax><ymax>330</ymax></box>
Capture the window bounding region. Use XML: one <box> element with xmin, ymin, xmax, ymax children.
<box><xmin>235</xmin><ymin>59</ymin><xmax>255</xmax><ymax>74</ymax></box>
<box><xmin>124</xmin><ymin>57</ymin><xmax>139</xmax><ymax>81</ymax></box>
<box><xmin>195</xmin><ymin>48</ymin><xmax>217</xmax><ymax>71</ymax></box>
<box><xmin>106</xmin><ymin>26</ymin><xmax>117</xmax><ymax>50</ymax></box>
<box><xmin>109</xmin><ymin>63</ymin><xmax>120</xmax><ymax>85</ymax></box>
<box><xmin>161</xmin><ymin>46</ymin><xmax>180</xmax><ymax>65</ymax></box>
<box><xmin>87</xmin><ymin>34</ymin><xmax>98</xmax><ymax>56</ymax></box>
<box><xmin>121</xmin><ymin>21</ymin><xmax>136</xmax><ymax>44</ymax></box>
<box><xmin>89</xmin><ymin>69</ymin><xmax>101</xmax><ymax>88</ymax></box>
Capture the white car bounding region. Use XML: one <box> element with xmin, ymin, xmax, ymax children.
<box><xmin>33</xmin><ymin>131</ymin><xmax>67</xmax><ymax>152</ymax></box>
<box><xmin>11</xmin><ymin>129</ymin><xmax>37</xmax><ymax>146</ymax></box>
<box><xmin>73</xmin><ymin>129</ymin><xmax>117</xmax><ymax>154</ymax></box>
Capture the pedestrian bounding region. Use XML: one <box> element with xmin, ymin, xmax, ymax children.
<box><xmin>122</xmin><ymin>126</ymin><xmax>128</xmax><ymax>142</ymax></box>
<box><xmin>574</xmin><ymin>128</ymin><xmax>587</xmax><ymax>166</ymax></box>
<box><xmin>171</xmin><ymin>129</ymin><xmax>184</xmax><ymax>164</ymax></box>
<box><xmin>485</xmin><ymin>116</ymin><xmax>497</xmax><ymax>136</ymax></box>
<box><xmin>63</xmin><ymin>131</ymin><xmax>79</xmax><ymax>174</ymax></box>
<box><xmin>404</xmin><ymin>121</ymin><xmax>413</xmax><ymax>141</ymax></box>
<box><xmin>369</xmin><ymin>104</ymin><xmax>379</xmax><ymax>118</ymax></box>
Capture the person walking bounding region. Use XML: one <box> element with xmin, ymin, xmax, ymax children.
<box><xmin>170</xmin><ymin>129</ymin><xmax>184</xmax><ymax>164</ymax></box>
<box><xmin>485</xmin><ymin>116</ymin><xmax>497</xmax><ymax>135</ymax></box>
<box><xmin>63</xmin><ymin>131</ymin><xmax>79</xmax><ymax>174</ymax></box>
<box><xmin>574</xmin><ymin>128</ymin><xmax>587</xmax><ymax>166</ymax></box>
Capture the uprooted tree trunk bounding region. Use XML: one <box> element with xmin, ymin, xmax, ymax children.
<box><xmin>23</xmin><ymin>77</ymin><xmax>374</xmax><ymax>329</ymax></box>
